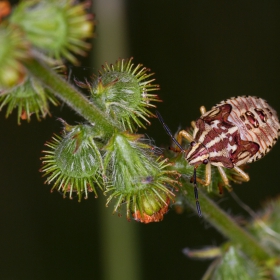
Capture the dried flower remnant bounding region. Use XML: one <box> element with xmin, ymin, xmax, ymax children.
<box><xmin>0</xmin><ymin>1</ymin><xmax>11</xmax><ymax>22</ymax></box>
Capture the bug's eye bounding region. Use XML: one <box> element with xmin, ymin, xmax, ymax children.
<box><xmin>190</xmin><ymin>141</ymin><xmax>196</xmax><ymax>147</ymax></box>
<box><xmin>203</xmin><ymin>159</ymin><xmax>208</xmax><ymax>164</ymax></box>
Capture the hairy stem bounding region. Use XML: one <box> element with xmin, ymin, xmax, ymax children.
<box><xmin>24</xmin><ymin>58</ymin><xmax>118</xmax><ymax>138</ymax></box>
<box><xmin>182</xmin><ymin>181</ymin><xmax>271</xmax><ymax>262</ymax></box>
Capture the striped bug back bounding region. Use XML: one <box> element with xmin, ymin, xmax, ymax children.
<box><xmin>187</xmin><ymin>96</ymin><xmax>280</xmax><ymax>168</ymax></box>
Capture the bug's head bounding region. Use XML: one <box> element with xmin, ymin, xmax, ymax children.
<box><xmin>155</xmin><ymin>111</ymin><xmax>203</xmax><ymax>217</ymax></box>
<box><xmin>185</xmin><ymin>141</ymin><xmax>210</xmax><ymax>166</ymax></box>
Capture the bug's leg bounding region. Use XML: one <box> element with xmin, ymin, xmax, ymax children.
<box><xmin>196</xmin><ymin>162</ymin><xmax>211</xmax><ymax>186</ymax></box>
<box><xmin>233</xmin><ymin>166</ymin><xmax>250</xmax><ymax>182</ymax></box>
<box><xmin>200</xmin><ymin>106</ymin><xmax>206</xmax><ymax>114</ymax></box>
<box><xmin>191</xmin><ymin>121</ymin><xmax>196</xmax><ymax>129</ymax></box>
<box><xmin>190</xmin><ymin>105</ymin><xmax>207</xmax><ymax>139</ymax></box>
<box><xmin>204</xmin><ymin>162</ymin><xmax>212</xmax><ymax>186</ymax></box>
<box><xmin>178</xmin><ymin>130</ymin><xmax>194</xmax><ymax>142</ymax></box>
<box><xmin>172</xmin><ymin>130</ymin><xmax>194</xmax><ymax>152</ymax></box>
<box><xmin>191</xmin><ymin>105</ymin><xmax>206</xmax><ymax>129</ymax></box>
<box><xmin>217</xmin><ymin>166</ymin><xmax>230</xmax><ymax>186</ymax></box>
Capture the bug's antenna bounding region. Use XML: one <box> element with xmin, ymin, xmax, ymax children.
<box><xmin>156</xmin><ymin>110</ymin><xmax>202</xmax><ymax>217</ymax></box>
<box><xmin>156</xmin><ymin>111</ymin><xmax>184</xmax><ymax>152</ymax></box>
<box><xmin>193</xmin><ymin>167</ymin><xmax>202</xmax><ymax>217</ymax></box>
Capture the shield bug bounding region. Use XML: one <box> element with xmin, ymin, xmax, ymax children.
<box><xmin>157</xmin><ymin>96</ymin><xmax>280</xmax><ymax>216</ymax></box>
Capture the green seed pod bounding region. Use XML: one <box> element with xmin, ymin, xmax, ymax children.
<box><xmin>104</xmin><ymin>131</ymin><xmax>179</xmax><ymax>222</ymax></box>
<box><xmin>10</xmin><ymin>0</ymin><xmax>93</xmax><ymax>65</ymax></box>
<box><xmin>0</xmin><ymin>76</ymin><xmax>58</xmax><ymax>124</ymax></box>
<box><xmin>41</xmin><ymin>121</ymin><xmax>106</xmax><ymax>201</ymax></box>
<box><xmin>75</xmin><ymin>58</ymin><xmax>160</xmax><ymax>132</ymax></box>
<box><xmin>0</xmin><ymin>23</ymin><xmax>30</xmax><ymax>89</ymax></box>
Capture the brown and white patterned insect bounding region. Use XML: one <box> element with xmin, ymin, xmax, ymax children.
<box><xmin>157</xmin><ymin>96</ymin><xmax>280</xmax><ymax>216</ymax></box>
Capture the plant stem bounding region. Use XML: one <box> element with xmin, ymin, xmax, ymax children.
<box><xmin>24</xmin><ymin>58</ymin><xmax>118</xmax><ymax>137</ymax></box>
<box><xmin>182</xmin><ymin>181</ymin><xmax>272</xmax><ymax>262</ymax></box>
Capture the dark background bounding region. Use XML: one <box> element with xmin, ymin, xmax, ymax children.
<box><xmin>1</xmin><ymin>1</ymin><xmax>280</xmax><ymax>279</ymax></box>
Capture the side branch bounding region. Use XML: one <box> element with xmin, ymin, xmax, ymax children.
<box><xmin>24</xmin><ymin>59</ymin><xmax>118</xmax><ymax>137</ymax></box>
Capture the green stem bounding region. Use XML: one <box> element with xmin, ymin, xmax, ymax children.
<box><xmin>24</xmin><ymin>58</ymin><xmax>118</xmax><ymax>137</ymax></box>
<box><xmin>182</xmin><ymin>181</ymin><xmax>271</xmax><ymax>261</ymax></box>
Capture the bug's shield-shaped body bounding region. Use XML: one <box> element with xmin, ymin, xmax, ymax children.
<box><xmin>186</xmin><ymin>96</ymin><xmax>280</xmax><ymax>169</ymax></box>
